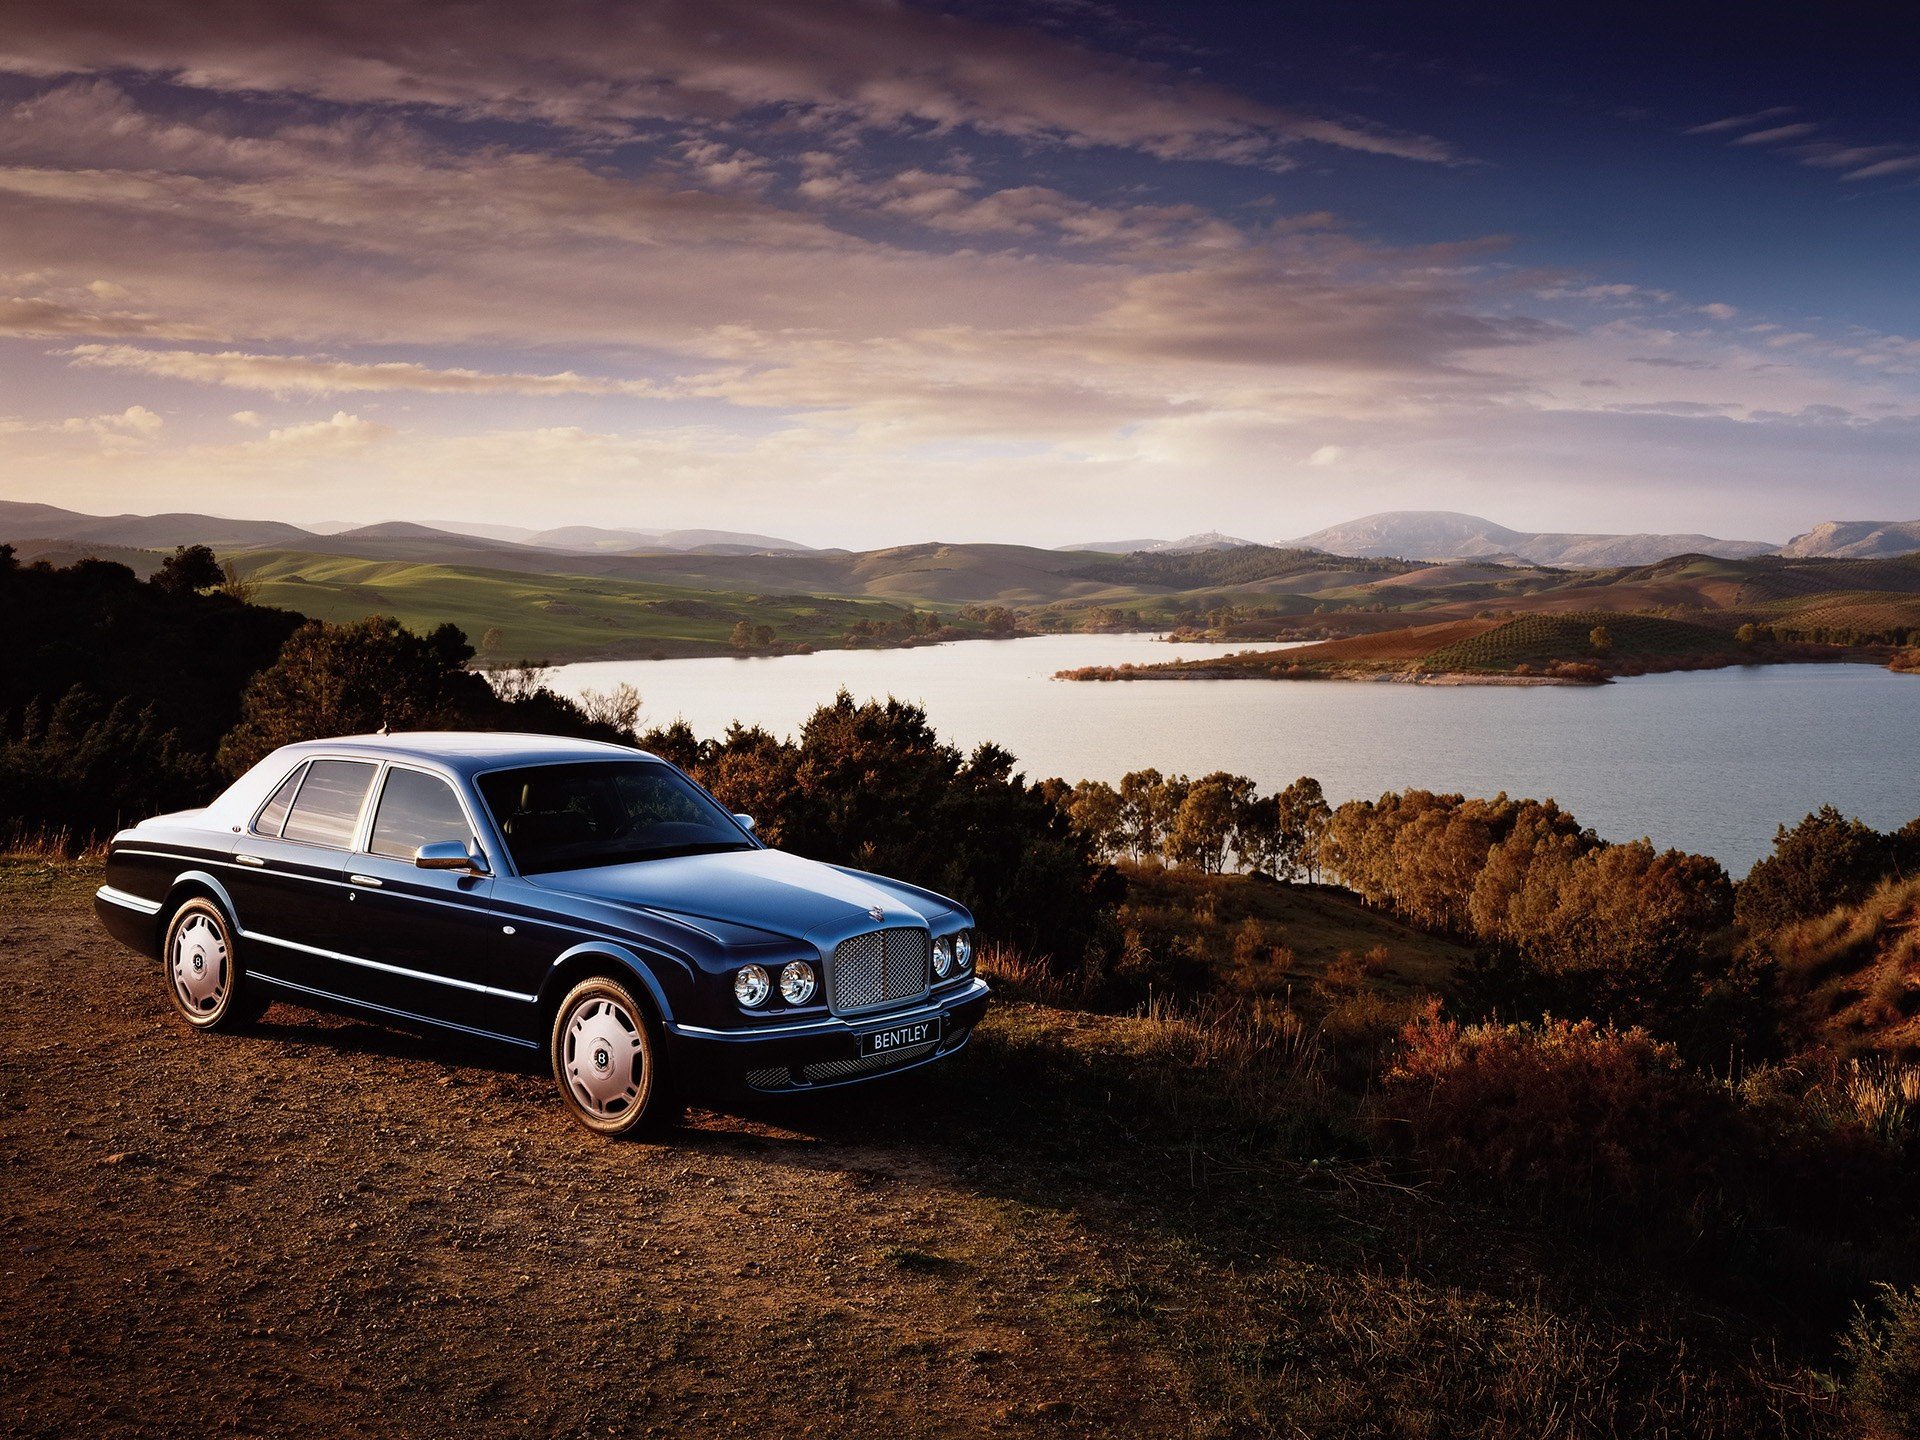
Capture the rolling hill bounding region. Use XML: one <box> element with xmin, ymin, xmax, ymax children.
<box><xmin>1285</xmin><ymin>510</ymin><xmax>1777</xmax><ymax>566</ymax></box>
<box><xmin>1777</xmin><ymin>519</ymin><xmax>1920</xmax><ymax>559</ymax></box>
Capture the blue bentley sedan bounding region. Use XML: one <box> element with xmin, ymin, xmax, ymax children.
<box><xmin>93</xmin><ymin>733</ymin><xmax>990</xmax><ymax>1136</ymax></box>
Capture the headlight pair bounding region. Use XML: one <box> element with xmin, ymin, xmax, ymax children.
<box><xmin>933</xmin><ymin>929</ymin><xmax>975</xmax><ymax>979</ymax></box>
<box><xmin>735</xmin><ymin>960</ymin><xmax>816</xmax><ymax>1009</ymax></box>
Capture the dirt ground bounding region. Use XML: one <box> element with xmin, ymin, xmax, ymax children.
<box><xmin>0</xmin><ymin>865</ymin><xmax>1181</xmax><ymax>1439</ymax></box>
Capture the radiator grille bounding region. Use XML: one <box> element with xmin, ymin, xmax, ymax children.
<box><xmin>828</xmin><ymin>928</ymin><xmax>929</xmax><ymax>1013</ymax></box>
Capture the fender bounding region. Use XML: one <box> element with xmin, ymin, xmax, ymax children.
<box><xmin>163</xmin><ymin>869</ymin><xmax>242</xmax><ymax>931</ymax></box>
<box><xmin>539</xmin><ymin>940</ymin><xmax>678</xmax><ymax>1026</ymax></box>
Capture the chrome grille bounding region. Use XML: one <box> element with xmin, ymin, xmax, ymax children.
<box><xmin>828</xmin><ymin>928</ymin><xmax>929</xmax><ymax>1013</ymax></box>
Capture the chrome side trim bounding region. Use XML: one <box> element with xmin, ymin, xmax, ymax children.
<box><xmin>244</xmin><ymin>930</ymin><xmax>539</xmax><ymax>1003</ymax></box>
<box><xmin>95</xmin><ymin>885</ymin><xmax>163</xmax><ymax>916</ymax></box>
<box><xmin>668</xmin><ymin>977</ymin><xmax>988</xmax><ymax>1042</ymax></box>
<box><xmin>252</xmin><ymin>974</ymin><xmax>540</xmax><ymax>1050</ymax></box>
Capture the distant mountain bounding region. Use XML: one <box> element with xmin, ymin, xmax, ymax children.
<box><xmin>1062</xmin><ymin>531</ymin><xmax>1257</xmax><ymax>555</ymax></box>
<box><xmin>1285</xmin><ymin>511</ymin><xmax>1775</xmax><ymax>567</ymax></box>
<box><xmin>525</xmin><ymin>525</ymin><xmax>811</xmax><ymax>553</ymax></box>
<box><xmin>1777</xmin><ymin>520</ymin><xmax>1920</xmax><ymax>559</ymax></box>
<box><xmin>0</xmin><ymin>500</ymin><xmax>316</xmax><ymax>550</ymax></box>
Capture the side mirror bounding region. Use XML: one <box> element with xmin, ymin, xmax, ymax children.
<box><xmin>416</xmin><ymin>840</ymin><xmax>489</xmax><ymax>875</ymax></box>
<box><xmin>733</xmin><ymin>813</ymin><xmax>757</xmax><ymax>833</ymax></box>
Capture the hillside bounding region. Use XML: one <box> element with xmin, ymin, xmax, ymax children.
<box><xmin>0</xmin><ymin>860</ymin><xmax>1851</xmax><ymax>1438</ymax></box>
<box><xmin>1286</xmin><ymin>510</ymin><xmax>1775</xmax><ymax>566</ymax></box>
<box><xmin>1779</xmin><ymin>520</ymin><xmax>1920</xmax><ymax>560</ymax></box>
<box><xmin>233</xmin><ymin>550</ymin><xmax>972</xmax><ymax>661</ymax></box>
<box><xmin>1771</xmin><ymin>876</ymin><xmax>1920</xmax><ymax>1058</ymax></box>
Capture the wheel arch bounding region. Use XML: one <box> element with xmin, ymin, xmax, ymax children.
<box><xmin>537</xmin><ymin>942</ymin><xmax>675</xmax><ymax>1042</ymax></box>
<box><xmin>158</xmin><ymin>870</ymin><xmax>241</xmax><ymax>946</ymax></box>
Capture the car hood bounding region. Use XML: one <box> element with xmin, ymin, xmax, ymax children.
<box><xmin>524</xmin><ymin>846</ymin><xmax>951</xmax><ymax>943</ymax></box>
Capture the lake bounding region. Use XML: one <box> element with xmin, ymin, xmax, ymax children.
<box><xmin>549</xmin><ymin>634</ymin><xmax>1920</xmax><ymax>876</ymax></box>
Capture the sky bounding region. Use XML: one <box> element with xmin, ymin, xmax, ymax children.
<box><xmin>1</xmin><ymin>0</ymin><xmax>1916</xmax><ymax>549</ymax></box>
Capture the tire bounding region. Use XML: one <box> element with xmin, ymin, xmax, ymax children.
<box><xmin>550</xmin><ymin>975</ymin><xmax>679</xmax><ymax>1138</ymax></box>
<box><xmin>162</xmin><ymin>898</ymin><xmax>269</xmax><ymax>1031</ymax></box>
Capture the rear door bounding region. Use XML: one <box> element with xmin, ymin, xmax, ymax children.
<box><xmin>336</xmin><ymin>764</ymin><xmax>532</xmax><ymax>1039</ymax></box>
<box><xmin>226</xmin><ymin>757</ymin><xmax>377</xmax><ymax>994</ymax></box>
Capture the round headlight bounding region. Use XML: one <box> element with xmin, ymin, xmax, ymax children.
<box><xmin>954</xmin><ymin>930</ymin><xmax>974</xmax><ymax>971</ymax></box>
<box><xmin>734</xmin><ymin>964</ymin><xmax>770</xmax><ymax>1007</ymax></box>
<box><xmin>779</xmin><ymin>960</ymin><xmax>816</xmax><ymax>1005</ymax></box>
<box><xmin>932</xmin><ymin>935</ymin><xmax>953</xmax><ymax>977</ymax></box>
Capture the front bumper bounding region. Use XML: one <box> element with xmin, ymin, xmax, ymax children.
<box><xmin>665</xmin><ymin>977</ymin><xmax>990</xmax><ymax>1092</ymax></box>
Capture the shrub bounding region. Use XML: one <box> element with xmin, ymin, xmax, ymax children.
<box><xmin>1841</xmin><ymin>1284</ymin><xmax>1920</xmax><ymax>1440</ymax></box>
<box><xmin>1738</xmin><ymin>806</ymin><xmax>1898</xmax><ymax>938</ymax></box>
<box><xmin>1376</xmin><ymin>1011</ymin><xmax>1735</xmax><ymax>1214</ymax></box>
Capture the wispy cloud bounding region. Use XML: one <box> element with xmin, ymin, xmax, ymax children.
<box><xmin>0</xmin><ymin>0</ymin><xmax>1456</xmax><ymax>168</ymax></box>
<box><xmin>65</xmin><ymin>344</ymin><xmax>670</xmax><ymax>398</ymax></box>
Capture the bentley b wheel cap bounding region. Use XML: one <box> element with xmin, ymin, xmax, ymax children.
<box><xmin>564</xmin><ymin>997</ymin><xmax>645</xmax><ymax>1119</ymax></box>
<box><xmin>171</xmin><ymin>913</ymin><xmax>229</xmax><ymax>1013</ymax></box>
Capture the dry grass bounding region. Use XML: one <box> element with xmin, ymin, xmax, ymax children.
<box><xmin>1770</xmin><ymin>876</ymin><xmax>1920</xmax><ymax>1057</ymax></box>
<box><xmin>0</xmin><ymin>824</ymin><xmax>107</xmax><ymax>861</ymax></box>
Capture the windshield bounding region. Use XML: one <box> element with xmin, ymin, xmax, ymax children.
<box><xmin>476</xmin><ymin>761</ymin><xmax>752</xmax><ymax>874</ymax></box>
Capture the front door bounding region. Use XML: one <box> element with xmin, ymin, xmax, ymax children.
<box><xmin>336</xmin><ymin>764</ymin><xmax>532</xmax><ymax>1041</ymax></box>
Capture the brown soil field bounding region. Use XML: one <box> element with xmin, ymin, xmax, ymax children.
<box><xmin>1281</xmin><ymin>618</ymin><xmax>1503</xmax><ymax>663</ymax></box>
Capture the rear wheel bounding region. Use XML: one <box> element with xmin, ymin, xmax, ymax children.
<box><xmin>163</xmin><ymin>898</ymin><xmax>269</xmax><ymax>1031</ymax></box>
<box><xmin>551</xmin><ymin>976</ymin><xmax>678</xmax><ymax>1137</ymax></box>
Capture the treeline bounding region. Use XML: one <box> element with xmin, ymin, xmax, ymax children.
<box><xmin>1051</xmin><ymin>770</ymin><xmax>1331</xmax><ymax>879</ymax></box>
<box><xmin>635</xmin><ymin>697</ymin><xmax>1111</xmax><ymax>962</ymax></box>
<box><xmin>0</xmin><ymin>548</ymin><xmax>639</xmax><ymax>846</ymax></box>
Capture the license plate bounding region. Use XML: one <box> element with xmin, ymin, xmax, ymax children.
<box><xmin>858</xmin><ymin>1016</ymin><xmax>941</xmax><ymax>1057</ymax></box>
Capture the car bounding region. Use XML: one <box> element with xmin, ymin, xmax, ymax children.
<box><xmin>93</xmin><ymin>732</ymin><xmax>990</xmax><ymax>1136</ymax></box>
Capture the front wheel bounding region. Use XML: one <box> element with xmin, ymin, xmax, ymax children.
<box><xmin>550</xmin><ymin>976</ymin><xmax>677</xmax><ymax>1137</ymax></box>
<box><xmin>163</xmin><ymin>898</ymin><xmax>269</xmax><ymax>1031</ymax></box>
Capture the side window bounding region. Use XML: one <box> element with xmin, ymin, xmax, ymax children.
<box><xmin>369</xmin><ymin>768</ymin><xmax>474</xmax><ymax>859</ymax></box>
<box><xmin>252</xmin><ymin>763</ymin><xmax>307</xmax><ymax>837</ymax></box>
<box><xmin>280</xmin><ymin>760</ymin><xmax>378</xmax><ymax>849</ymax></box>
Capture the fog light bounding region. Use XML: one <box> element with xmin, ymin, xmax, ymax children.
<box><xmin>932</xmin><ymin>935</ymin><xmax>954</xmax><ymax>977</ymax></box>
<box><xmin>734</xmin><ymin>964</ymin><xmax>770</xmax><ymax>1007</ymax></box>
<box><xmin>954</xmin><ymin>930</ymin><xmax>974</xmax><ymax>972</ymax></box>
<box><xmin>779</xmin><ymin>960</ymin><xmax>816</xmax><ymax>1005</ymax></box>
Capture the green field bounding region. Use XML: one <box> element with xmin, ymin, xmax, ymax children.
<box><xmin>234</xmin><ymin>550</ymin><xmax>975</xmax><ymax>661</ymax></box>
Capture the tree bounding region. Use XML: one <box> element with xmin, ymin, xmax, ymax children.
<box><xmin>1064</xmin><ymin>779</ymin><xmax>1125</xmax><ymax>861</ymax></box>
<box><xmin>152</xmin><ymin>544</ymin><xmax>225</xmax><ymax>595</ymax></box>
<box><xmin>480</xmin><ymin>626</ymin><xmax>505</xmax><ymax>659</ymax></box>
<box><xmin>730</xmin><ymin>620</ymin><xmax>757</xmax><ymax>651</ymax></box>
<box><xmin>653</xmin><ymin>691</ymin><xmax>1110</xmax><ymax>961</ymax></box>
<box><xmin>1166</xmin><ymin>771</ymin><xmax>1253</xmax><ymax>874</ymax></box>
<box><xmin>217</xmin><ymin>617</ymin><xmax>482</xmax><ymax>773</ymax></box>
<box><xmin>1588</xmin><ymin>624</ymin><xmax>1613</xmax><ymax>655</ymax></box>
<box><xmin>1276</xmin><ymin>776</ymin><xmax>1332</xmax><ymax>882</ymax></box>
<box><xmin>218</xmin><ymin>559</ymin><xmax>258</xmax><ymax>604</ymax></box>
<box><xmin>1117</xmin><ymin>769</ymin><xmax>1167</xmax><ymax>860</ymax></box>
<box><xmin>1736</xmin><ymin>806</ymin><xmax>1897</xmax><ymax>936</ymax></box>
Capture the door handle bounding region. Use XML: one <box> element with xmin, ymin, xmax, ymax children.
<box><xmin>235</xmin><ymin>854</ymin><xmax>266</xmax><ymax>867</ymax></box>
<box><xmin>348</xmin><ymin>874</ymin><xmax>384</xmax><ymax>888</ymax></box>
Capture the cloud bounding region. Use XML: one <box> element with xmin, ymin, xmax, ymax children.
<box><xmin>0</xmin><ymin>402</ymin><xmax>163</xmax><ymax>445</ymax></box>
<box><xmin>1730</xmin><ymin>123</ymin><xmax>1821</xmax><ymax>146</ymax></box>
<box><xmin>0</xmin><ymin>290</ymin><xmax>224</xmax><ymax>340</ymax></box>
<box><xmin>0</xmin><ymin>0</ymin><xmax>1456</xmax><ymax>168</ymax></box>
<box><xmin>1306</xmin><ymin>444</ymin><xmax>1344</xmax><ymax>466</ymax></box>
<box><xmin>246</xmin><ymin>411</ymin><xmax>393</xmax><ymax>454</ymax></box>
<box><xmin>230</xmin><ymin>410</ymin><xmax>264</xmax><ymax>426</ymax></box>
<box><xmin>1684</xmin><ymin>107</ymin><xmax>1797</xmax><ymax>135</ymax></box>
<box><xmin>65</xmin><ymin>343</ymin><xmax>669</xmax><ymax>398</ymax></box>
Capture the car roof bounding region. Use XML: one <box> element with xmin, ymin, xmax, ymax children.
<box><xmin>273</xmin><ymin>731</ymin><xmax>660</xmax><ymax>779</ymax></box>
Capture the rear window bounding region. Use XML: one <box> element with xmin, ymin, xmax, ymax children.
<box><xmin>280</xmin><ymin>760</ymin><xmax>378</xmax><ymax>849</ymax></box>
<box><xmin>251</xmin><ymin>763</ymin><xmax>307</xmax><ymax>837</ymax></box>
